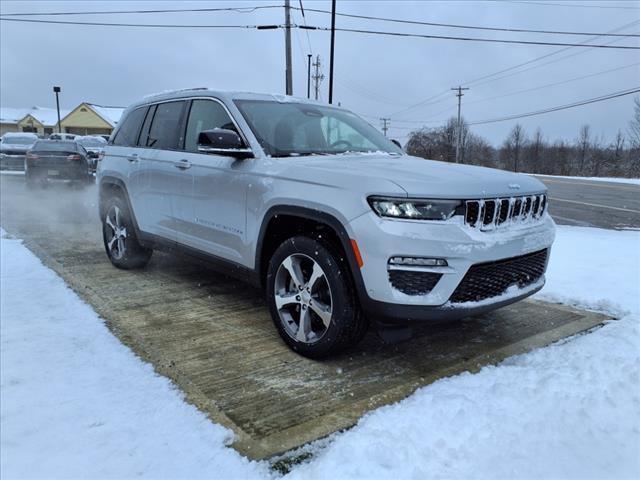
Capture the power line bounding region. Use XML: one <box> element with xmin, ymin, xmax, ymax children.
<box><xmin>468</xmin><ymin>87</ymin><xmax>640</xmax><ymax>125</ymax></box>
<box><xmin>504</xmin><ymin>1</ymin><xmax>640</xmax><ymax>10</ymax></box>
<box><xmin>0</xmin><ymin>17</ymin><xmax>270</xmax><ymax>28</ymax></box>
<box><xmin>290</xmin><ymin>5</ymin><xmax>640</xmax><ymax>37</ymax></box>
<box><xmin>388</xmin><ymin>20</ymin><xmax>638</xmax><ymax>119</ymax></box>
<box><xmin>5</xmin><ymin>16</ymin><xmax>639</xmax><ymax>50</ymax></box>
<box><xmin>465</xmin><ymin>62</ymin><xmax>640</xmax><ymax>106</ymax></box>
<box><xmin>0</xmin><ymin>5</ymin><xmax>282</xmax><ymax>16</ymax></box>
<box><xmin>309</xmin><ymin>25</ymin><xmax>640</xmax><ymax>49</ymax></box>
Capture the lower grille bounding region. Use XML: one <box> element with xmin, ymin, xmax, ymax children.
<box><xmin>389</xmin><ymin>270</ymin><xmax>442</xmax><ymax>296</ymax></box>
<box><xmin>450</xmin><ymin>249</ymin><xmax>548</xmax><ymax>303</ymax></box>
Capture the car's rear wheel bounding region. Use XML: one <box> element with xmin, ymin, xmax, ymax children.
<box><xmin>102</xmin><ymin>196</ymin><xmax>152</xmax><ymax>269</ymax></box>
<box><xmin>266</xmin><ymin>236</ymin><xmax>366</xmax><ymax>358</ymax></box>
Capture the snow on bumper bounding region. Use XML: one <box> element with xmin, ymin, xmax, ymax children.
<box><xmin>349</xmin><ymin>212</ymin><xmax>556</xmax><ymax>308</ymax></box>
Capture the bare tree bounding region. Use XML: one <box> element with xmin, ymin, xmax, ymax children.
<box><xmin>502</xmin><ymin>124</ymin><xmax>526</xmax><ymax>172</ymax></box>
<box><xmin>576</xmin><ymin>124</ymin><xmax>591</xmax><ymax>173</ymax></box>
<box><xmin>628</xmin><ymin>96</ymin><xmax>640</xmax><ymax>149</ymax></box>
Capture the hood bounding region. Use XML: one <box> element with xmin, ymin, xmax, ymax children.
<box><xmin>288</xmin><ymin>154</ymin><xmax>546</xmax><ymax>198</ymax></box>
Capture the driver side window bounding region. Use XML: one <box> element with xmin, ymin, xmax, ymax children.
<box><xmin>185</xmin><ymin>100</ymin><xmax>237</xmax><ymax>153</ymax></box>
<box><xmin>321</xmin><ymin>116</ymin><xmax>378</xmax><ymax>151</ymax></box>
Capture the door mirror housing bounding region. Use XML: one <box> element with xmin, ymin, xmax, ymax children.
<box><xmin>197</xmin><ymin>128</ymin><xmax>253</xmax><ymax>159</ymax></box>
<box><xmin>391</xmin><ymin>139</ymin><xmax>403</xmax><ymax>149</ymax></box>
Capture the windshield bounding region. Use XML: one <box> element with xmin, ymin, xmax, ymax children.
<box><xmin>234</xmin><ymin>100</ymin><xmax>402</xmax><ymax>157</ymax></box>
<box><xmin>2</xmin><ymin>136</ymin><xmax>37</xmax><ymax>145</ymax></box>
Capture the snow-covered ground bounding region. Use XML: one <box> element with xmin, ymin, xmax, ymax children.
<box><xmin>529</xmin><ymin>173</ymin><xmax>640</xmax><ymax>185</ymax></box>
<box><xmin>1</xmin><ymin>225</ymin><xmax>639</xmax><ymax>479</ymax></box>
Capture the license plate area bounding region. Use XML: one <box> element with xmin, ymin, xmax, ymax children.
<box><xmin>48</xmin><ymin>169</ymin><xmax>59</xmax><ymax>176</ymax></box>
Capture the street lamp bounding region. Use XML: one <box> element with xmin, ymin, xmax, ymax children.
<box><xmin>53</xmin><ymin>86</ymin><xmax>61</xmax><ymax>133</ymax></box>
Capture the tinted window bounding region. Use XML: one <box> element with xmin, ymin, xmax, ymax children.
<box><xmin>138</xmin><ymin>104</ymin><xmax>157</xmax><ymax>147</ymax></box>
<box><xmin>112</xmin><ymin>107</ymin><xmax>147</xmax><ymax>147</ymax></box>
<box><xmin>184</xmin><ymin>100</ymin><xmax>237</xmax><ymax>152</ymax></box>
<box><xmin>146</xmin><ymin>101</ymin><xmax>185</xmax><ymax>150</ymax></box>
<box><xmin>33</xmin><ymin>141</ymin><xmax>77</xmax><ymax>152</ymax></box>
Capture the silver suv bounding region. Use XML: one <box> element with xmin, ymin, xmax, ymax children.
<box><xmin>97</xmin><ymin>89</ymin><xmax>555</xmax><ymax>358</ymax></box>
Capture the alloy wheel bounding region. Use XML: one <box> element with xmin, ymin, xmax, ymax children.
<box><xmin>105</xmin><ymin>205</ymin><xmax>127</xmax><ymax>260</ymax></box>
<box><xmin>274</xmin><ymin>253</ymin><xmax>333</xmax><ymax>343</ymax></box>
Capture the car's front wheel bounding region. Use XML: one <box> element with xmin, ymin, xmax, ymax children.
<box><xmin>266</xmin><ymin>236</ymin><xmax>366</xmax><ymax>358</ymax></box>
<box><xmin>102</xmin><ymin>196</ymin><xmax>152</xmax><ymax>269</ymax></box>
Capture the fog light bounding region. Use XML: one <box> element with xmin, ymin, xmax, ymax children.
<box><xmin>389</xmin><ymin>257</ymin><xmax>448</xmax><ymax>267</ymax></box>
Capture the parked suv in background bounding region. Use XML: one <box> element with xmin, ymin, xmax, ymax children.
<box><xmin>98</xmin><ymin>89</ymin><xmax>555</xmax><ymax>358</ymax></box>
<box><xmin>0</xmin><ymin>132</ymin><xmax>38</xmax><ymax>171</ymax></box>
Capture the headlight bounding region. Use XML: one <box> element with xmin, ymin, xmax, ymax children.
<box><xmin>368</xmin><ymin>197</ymin><xmax>462</xmax><ymax>220</ymax></box>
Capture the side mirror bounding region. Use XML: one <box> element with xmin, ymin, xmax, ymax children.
<box><xmin>197</xmin><ymin>128</ymin><xmax>253</xmax><ymax>159</ymax></box>
<box><xmin>391</xmin><ymin>139</ymin><xmax>403</xmax><ymax>149</ymax></box>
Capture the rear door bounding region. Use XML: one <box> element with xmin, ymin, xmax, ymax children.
<box><xmin>133</xmin><ymin>100</ymin><xmax>188</xmax><ymax>241</ymax></box>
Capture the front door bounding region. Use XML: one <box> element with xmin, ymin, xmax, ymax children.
<box><xmin>175</xmin><ymin>98</ymin><xmax>248</xmax><ymax>264</ymax></box>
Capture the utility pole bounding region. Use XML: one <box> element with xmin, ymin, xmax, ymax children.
<box><xmin>284</xmin><ymin>0</ymin><xmax>293</xmax><ymax>95</ymax></box>
<box><xmin>312</xmin><ymin>55</ymin><xmax>324</xmax><ymax>100</ymax></box>
<box><xmin>307</xmin><ymin>54</ymin><xmax>312</xmax><ymax>99</ymax></box>
<box><xmin>53</xmin><ymin>86</ymin><xmax>62</xmax><ymax>133</ymax></box>
<box><xmin>451</xmin><ymin>86</ymin><xmax>469</xmax><ymax>163</ymax></box>
<box><xmin>328</xmin><ymin>0</ymin><xmax>336</xmax><ymax>104</ymax></box>
<box><xmin>381</xmin><ymin>118</ymin><xmax>390</xmax><ymax>137</ymax></box>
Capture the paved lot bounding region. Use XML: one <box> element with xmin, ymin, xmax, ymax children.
<box><xmin>0</xmin><ymin>173</ymin><xmax>608</xmax><ymax>459</ymax></box>
<box><xmin>532</xmin><ymin>175</ymin><xmax>640</xmax><ymax>230</ymax></box>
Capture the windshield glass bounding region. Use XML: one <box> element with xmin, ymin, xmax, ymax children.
<box><xmin>2</xmin><ymin>136</ymin><xmax>37</xmax><ymax>145</ymax></box>
<box><xmin>234</xmin><ymin>100</ymin><xmax>402</xmax><ymax>157</ymax></box>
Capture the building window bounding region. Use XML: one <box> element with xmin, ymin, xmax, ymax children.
<box><xmin>44</xmin><ymin>127</ymin><xmax>53</xmax><ymax>135</ymax></box>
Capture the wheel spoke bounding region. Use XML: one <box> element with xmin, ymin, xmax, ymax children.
<box><xmin>107</xmin><ymin>235</ymin><xmax>117</xmax><ymax>252</ymax></box>
<box><xmin>114</xmin><ymin>206</ymin><xmax>121</xmax><ymax>228</ymax></box>
<box><xmin>282</xmin><ymin>256</ymin><xmax>305</xmax><ymax>289</ymax></box>
<box><xmin>105</xmin><ymin>215</ymin><xmax>116</xmax><ymax>232</ymax></box>
<box><xmin>296</xmin><ymin>307</ymin><xmax>311</xmax><ymax>342</ymax></box>
<box><xmin>119</xmin><ymin>227</ymin><xmax>127</xmax><ymax>238</ymax></box>
<box><xmin>274</xmin><ymin>291</ymin><xmax>298</xmax><ymax>310</ymax></box>
<box><xmin>306</xmin><ymin>262</ymin><xmax>325</xmax><ymax>291</ymax></box>
<box><xmin>117</xmin><ymin>237</ymin><xmax>125</xmax><ymax>255</ymax></box>
<box><xmin>310</xmin><ymin>300</ymin><xmax>332</xmax><ymax>328</ymax></box>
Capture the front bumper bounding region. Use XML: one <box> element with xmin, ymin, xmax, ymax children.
<box><xmin>348</xmin><ymin>211</ymin><xmax>555</xmax><ymax>322</ymax></box>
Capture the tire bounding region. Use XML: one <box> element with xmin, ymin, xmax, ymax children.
<box><xmin>266</xmin><ymin>236</ymin><xmax>366</xmax><ymax>359</ymax></box>
<box><xmin>102</xmin><ymin>195</ymin><xmax>152</xmax><ymax>269</ymax></box>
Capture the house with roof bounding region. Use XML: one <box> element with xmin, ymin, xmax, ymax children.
<box><xmin>0</xmin><ymin>103</ymin><xmax>124</xmax><ymax>137</ymax></box>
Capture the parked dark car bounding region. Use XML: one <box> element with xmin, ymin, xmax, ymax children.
<box><xmin>0</xmin><ymin>132</ymin><xmax>38</xmax><ymax>171</ymax></box>
<box><xmin>25</xmin><ymin>140</ymin><xmax>94</xmax><ymax>188</ymax></box>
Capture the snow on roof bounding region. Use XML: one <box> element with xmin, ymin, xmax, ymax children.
<box><xmin>0</xmin><ymin>107</ymin><xmax>32</xmax><ymax>124</ymax></box>
<box><xmin>0</xmin><ymin>106</ymin><xmax>68</xmax><ymax>126</ymax></box>
<box><xmin>85</xmin><ymin>104</ymin><xmax>125</xmax><ymax>126</ymax></box>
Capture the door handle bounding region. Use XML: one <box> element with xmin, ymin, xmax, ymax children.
<box><xmin>175</xmin><ymin>159</ymin><xmax>192</xmax><ymax>170</ymax></box>
<box><xmin>127</xmin><ymin>153</ymin><xmax>139</xmax><ymax>163</ymax></box>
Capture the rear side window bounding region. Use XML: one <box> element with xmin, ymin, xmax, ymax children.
<box><xmin>184</xmin><ymin>99</ymin><xmax>237</xmax><ymax>152</ymax></box>
<box><xmin>138</xmin><ymin>104</ymin><xmax>157</xmax><ymax>147</ymax></box>
<box><xmin>112</xmin><ymin>107</ymin><xmax>147</xmax><ymax>147</ymax></box>
<box><xmin>146</xmin><ymin>101</ymin><xmax>185</xmax><ymax>150</ymax></box>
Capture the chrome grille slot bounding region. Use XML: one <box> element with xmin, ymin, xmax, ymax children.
<box><xmin>465</xmin><ymin>194</ymin><xmax>547</xmax><ymax>230</ymax></box>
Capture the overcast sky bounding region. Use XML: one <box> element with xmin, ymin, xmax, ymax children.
<box><xmin>1</xmin><ymin>0</ymin><xmax>638</xmax><ymax>145</ymax></box>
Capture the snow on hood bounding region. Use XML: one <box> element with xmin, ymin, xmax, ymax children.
<box><xmin>287</xmin><ymin>154</ymin><xmax>547</xmax><ymax>199</ymax></box>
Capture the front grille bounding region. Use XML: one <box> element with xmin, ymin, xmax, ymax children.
<box><xmin>450</xmin><ymin>249</ymin><xmax>548</xmax><ymax>303</ymax></box>
<box><xmin>465</xmin><ymin>194</ymin><xmax>547</xmax><ymax>230</ymax></box>
<box><xmin>389</xmin><ymin>270</ymin><xmax>442</xmax><ymax>296</ymax></box>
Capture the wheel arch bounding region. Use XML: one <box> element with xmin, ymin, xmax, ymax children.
<box><xmin>98</xmin><ymin>176</ymin><xmax>140</xmax><ymax>232</ymax></box>
<box><xmin>255</xmin><ymin>206</ymin><xmax>367</xmax><ymax>300</ymax></box>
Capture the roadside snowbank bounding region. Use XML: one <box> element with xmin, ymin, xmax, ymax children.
<box><xmin>1</xmin><ymin>225</ymin><xmax>638</xmax><ymax>479</ymax></box>
<box><xmin>285</xmin><ymin>225</ymin><xmax>640</xmax><ymax>479</ymax></box>
<box><xmin>0</xmin><ymin>230</ymin><xmax>269</xmax><ymax>479</ymax></box>
<box><xmin>530</xmin><ymin>173</ymin><xmax>640</xmax><ymax>185</ymax></box>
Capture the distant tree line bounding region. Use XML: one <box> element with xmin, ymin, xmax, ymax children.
<box><xmin>405</xmin><ymin>97</ymin><xmax>640</xmax><ymax>178</ymax></box>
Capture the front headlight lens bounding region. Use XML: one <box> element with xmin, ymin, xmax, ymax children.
<box><xmin>369</xmin><ymin>197</ymin><xmax>462</xmax><ymax>220</ymax></box>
